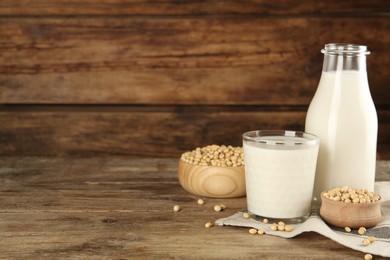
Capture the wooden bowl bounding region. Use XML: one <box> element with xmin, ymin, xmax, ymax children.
<box><xmin>178</xmin><ymin>160</ymin><xmax>246</xmax><ymax>198</ymax></box>
<box><xmin>319</xmin><ymin>192</ymin><xmax>381</xmax><ymax>228</ymax></box>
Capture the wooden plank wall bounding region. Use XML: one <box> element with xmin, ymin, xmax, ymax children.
<box><xmin>0</xmin><ymin>1</ymin><xmax>389</xmax><ymax>159</ymax></box>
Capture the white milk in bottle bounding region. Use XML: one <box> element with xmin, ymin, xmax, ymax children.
<box><xmin>305</xmin><ymin>44</ymin><xmax>378</xmax><ymax>203</ymax></box>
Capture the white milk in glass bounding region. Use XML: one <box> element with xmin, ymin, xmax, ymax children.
<box><xmin>243</xmin><ymin>132</ymin><xmax>319</xmax><ymax>219</ymax></box>
<box><xmin>305</xmin><ymin>44</ymin><xmax>377</xmax><ymax>203</ymax></box>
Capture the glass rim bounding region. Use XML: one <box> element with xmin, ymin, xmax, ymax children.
<box><xmin>242</xmin><ymin>130</ymin><xmax>319</xmax><ymax>146</ymax></box>
<box><xmin>321</xmin><ymin>43</ymin><xmax>370</xmax><ymax>56</ymax></box>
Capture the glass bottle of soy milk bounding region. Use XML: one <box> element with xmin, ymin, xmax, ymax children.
<box><xmin>305</xmin><ymin>43</ymin><xmax>378</xmax><ymax>203</ymax></box>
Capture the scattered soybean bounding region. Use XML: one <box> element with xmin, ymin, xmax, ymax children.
<box><xmin>197</xmin><ymin>198</ymin><xmax>205</xmax><ymax>205</ymax></box>
<box><xmin>205</xmin><ymin>222</ymin><xmax>213</xmax><ymax>228</ymax></box>
<box><xmin>173</xmin><ymin>205</ymin><xmax>181</xmax><ymax>212</ymax></box>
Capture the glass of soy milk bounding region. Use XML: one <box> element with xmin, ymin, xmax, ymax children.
<box><xmin>243</xmin><ymin>130</ymin><xmax>320</xmax><ymax>220</ymax></box>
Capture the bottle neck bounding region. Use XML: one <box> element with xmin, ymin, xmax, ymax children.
<box><xmin>321</xmin><ymin>43</ymin><xmax>369</xmax><ymax>73</ymax></box>
<box><xmin>322</xmin><ymin>54</ymin><xmax>367</xmax><ymax>73</ymax></box>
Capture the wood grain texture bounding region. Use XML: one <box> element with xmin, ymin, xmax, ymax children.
<box><xmin>0</xmin><ymin>157</ymin><xmax>389</xmax><ymax>259</ymax></box>
<box><xmin>0</xmin><ymin>0</ymin><xmax>388</xmax><ymax>16</ymax></box>
<box><xmin>0</xmin><ymin>17</ymin><xmax>389</xmax><ymax>105</ymax></box>
<box><xmin>178</xmin><ymin>159</ymin><xmax>246</xmax><ymax>198</ymax></box>
<box><xmin>0</xmin><ymin>1</ymin><xmax>389</xmax><ymax>159</ymax></box>
<box><xmin>0</xmin><ymin>109</ymin><xmax>307</xmax><ymax>157</ymax></box>
<box><xmin>0</xmin><ymin>108</ymin><xmax>389</xmax><ymax>158</ymax></box>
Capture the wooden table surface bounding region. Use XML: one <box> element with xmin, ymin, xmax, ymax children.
<box><xmin>0</xmin><ymin>157</ymin><xmax>389</xmax><ymax>259</ymax></box>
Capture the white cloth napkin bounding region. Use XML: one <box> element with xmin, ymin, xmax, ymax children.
<box><xmin>216</xmin><ymin>182</ymin><xmax>390</xmax><ymax>257</ymax></box>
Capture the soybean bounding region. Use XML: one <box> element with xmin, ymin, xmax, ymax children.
<box><xmin>364</xmin><ymin>254</ymin><xmax>373</xmax><ymax>260</ymax></box>
<box><xmin>270</xmin><ymin>225</ymin><xmax>278</xmax><ymax>231</ymax></box>
<box><xmin>257</xmin><ymin>229</ymin><xmax>265</xmax><ymax>235</ymax></box>
<box><xmin>285</xmin><ymin>225</ymin><xmax>293</xmax><ymax>232</ymax></box>
<box><xmin>277</xmin><ymin>224</ymin><xmax>285</xmax><ymax>231</ymax></box>
<box><xmin>214</xmin><ymin>205</ymin><xmax>222</xmax><ymax>212</ymax></box>
<box><xmin>197</xmin><ymin>198</ymin><xmax>205</xmax><ymax>205</ymax></box>
<box><xmin>205</xmin><ymin>222</ymin><xmax>213</xmax><ymax>228</ymax></box>
<box><xmin>362</xmin><ymin>239</ymin><xmax>371</xmax><ymax>246</ymax></box>
<box><xmin>358</xmin><ymin>227</ymin><xmax>367</xmax><ymax>235</ymax></box>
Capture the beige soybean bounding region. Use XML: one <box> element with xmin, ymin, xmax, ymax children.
<box><xmin>277</xmin><ymin>224</ymin><xmax>285</xmax><ymax>231</ymax></box>
<box><xmin>263</xmin><ymin>218</ymin><xmax>269</xmax><ymax>224</ymax></box>
<box><xmin>214</xmin><ymin>205</ymin><xmax>222</xmax><ymax>212</ymax></box>
<box><xmin>277</xmin><ymin>221</ymin><xmax>285</xmax><ymax>231</ymax></box>
<box><xmin>353</xmin><ymin>198</ymin><xmax>360</xmax><ymax>203</ymax></box>
<box><xmin>358</xmin><ymin>227</ymin><xmax>367</xmax><ymax>235</ymax></box>
<box><xmin>205</xmin><ymin>222</ymin><xmax>213</xmax><ymax>228</ymax></box>
<box><xmin>249</xmin><ymin>228</ymin><xmax>258</xmax><ymax>235</ymax></box>
<box><xmin>368</xmin><ymin>236</ymin><xmax>376</xmax><ymax>243</ymax></box>
<box><xmin>197</xmin><ymin>198</ymin><xmax>205</xmax><ymax>205</ymax></box>
<box><xmin>173</xmin><ymin>205</ymin><xmax>181</xmax><ymax>212</ymax></box>
<box><xmin>285</xmin><ymin>225</ymin><xmax>293</xmax><ymax>232</ymax></box>
<box><xmin>364</xmin><ymin>254</ymin><xmax>373</xmax><ymax>260</ymax></box>
<box><xmin>242</xmin><ymin>212</ymin><xmax>250</xmax><ymax>219</ymax></box>
<box><xmin>344</xmin><ymin>227</ymin><xmax>352</xmax><ymax>232</ymax></box>
<box><xmin>257</xmin><ymin>229</ymin><xmax>265</xmax><ymax>235</ymax></box>
<box><xmin>362</xmin><ymin>239</ymin><xmax>371</xmax><ymax>246</ymax></box>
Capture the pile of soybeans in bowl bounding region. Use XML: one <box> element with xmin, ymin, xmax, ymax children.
<box><xmin>320</xmin><ymin>186</ymin><xmax>382</xmax><ymax>228</ymax></box>
<box><xmin>178</xmin><ymin>145</ymin><xmax>246</xmax><ymax>198</ymax></box>
<box><xmin>180</xmin><ymin>144</ymin><xmax>244</xmax><ymax>167</ymax></box>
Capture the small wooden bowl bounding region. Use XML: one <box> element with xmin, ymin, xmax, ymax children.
<box><xmin>319</xmin><ymin>192</ymin><xmax>381</xmax><ymax>228</ymax></box>
<box><xmin>178</xmin><ymin>160</ymin><xmax>246</xmax><ymax>198</ymax></box>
